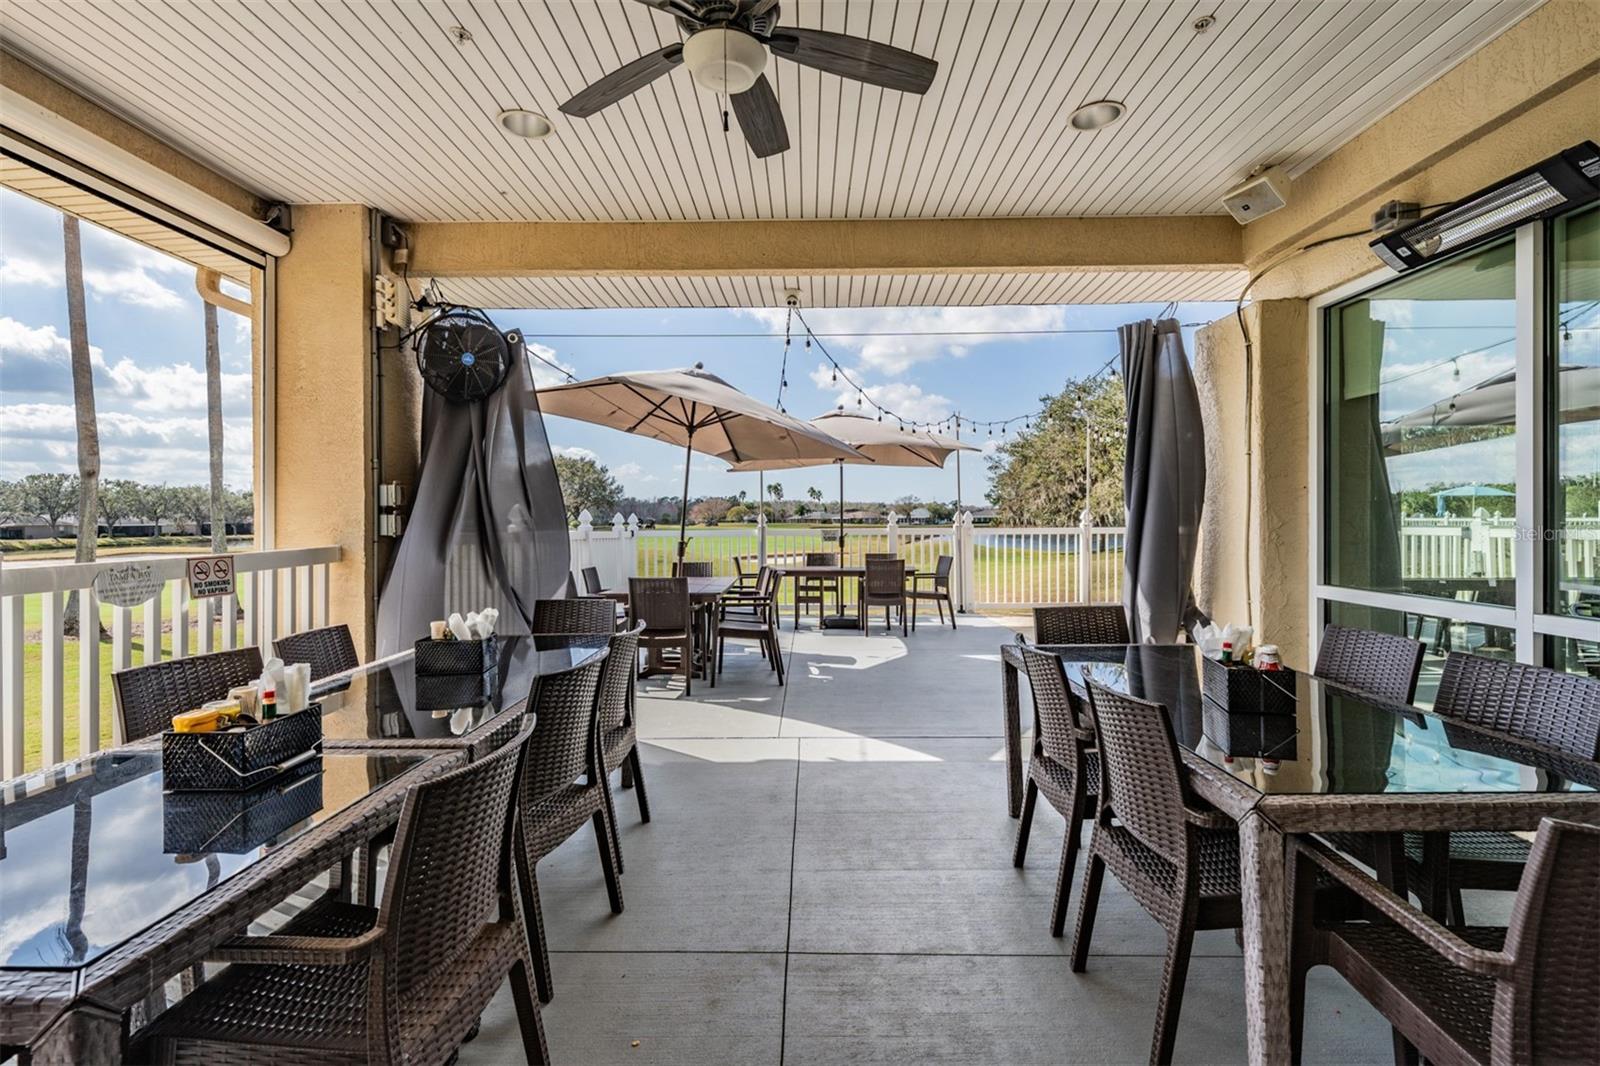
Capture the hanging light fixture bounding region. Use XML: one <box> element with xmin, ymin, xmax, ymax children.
<box><xmin>1371</xmin><ymin>141</ymin><xmax>1600</xmax><ymax>272</ymax></box>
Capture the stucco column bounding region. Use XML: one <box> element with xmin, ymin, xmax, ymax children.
<box><xmin>273</xmin><ymin>205</ymin><xmax>376</xmax><ymax>654</ymax></box>
<box><xmin>1193</xmin><ymin>300</ymin><xmax>1311</xmax><ymax>666</ymax></box>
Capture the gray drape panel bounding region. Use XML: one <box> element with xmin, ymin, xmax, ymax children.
<box><xmin>1121</xmin><ymin>318</ymin><xmax>1206</xmax><ymax>644</ymax></box>
<box><xmin>376</xmin><ymin>355</ymin><xmax>570</xmax><ymax>657</ymax></box>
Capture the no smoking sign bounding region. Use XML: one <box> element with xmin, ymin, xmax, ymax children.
<box><xmin>186</xmin><ymin>554</ymin><xmax>236</xmax><ymax>600</ymax></box>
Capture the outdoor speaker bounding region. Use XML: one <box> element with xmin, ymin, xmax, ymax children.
<box><xmin>1220</xmin><ymin>167</ymin><xmax>1290</xmax><ymax>224</ymax></box>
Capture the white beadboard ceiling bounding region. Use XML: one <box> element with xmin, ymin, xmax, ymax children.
<box><xmin>0</xmin><ymin>0</ymin><xmax>1541</xmax><ymax>306</ymax></box>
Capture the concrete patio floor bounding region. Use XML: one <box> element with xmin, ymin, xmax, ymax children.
<box><xmin>463</xmin><ymin>613</ymin><xmax>1397</xmax><ymax>1065</ymax></box>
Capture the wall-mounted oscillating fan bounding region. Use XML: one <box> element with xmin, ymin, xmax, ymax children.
<box><xmin>414</xmin><ymin>305</ymin><xmax>512</xmax><ymax>403</ymax></box>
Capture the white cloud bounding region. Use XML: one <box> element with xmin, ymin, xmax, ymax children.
<box><xmin>553</xmin><ymin>444</ymin><xmax>599</xmax><ymax>462</ymax></box>
<box><xmin>0</xmin><ymin>253</ymin><xmax>61</xmax><ymax>287</ymax></box>
<box><xmin>82</xmin><ymin>265</ymin><xmax>185</xmax><ymax>310</ymax></box>
<box><xmin>740</xmin><ymin>305</ymin><xmax>1067</xmax><ymax>376</ymax></box>
<box><xmin>99</xmin><ymin>357</ymin><xmax>252</xmax><ymax>415</ymax></box>
<box><xmin>526</xmin><ymin>342</ymin><xmax>576</xmax><ymax>388</ymax></box>
<box><xmin>809</xmin><ymin>365</ymin><xmax>955</xmax><ymax>424</ymax></box>
<box><xmin>0</xmin><ymin>317</ymin><xmax>78</xmax><ymax>361</ymax></box>
<box><xmin>614</xmin><ymin>461</ymin><xmax>658</xmax><ymax>484</ymax></box>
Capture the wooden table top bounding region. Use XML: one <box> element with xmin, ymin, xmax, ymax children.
<box><xmin>599</xmin><ymin>575</ymin><xmax>740</xmax><ymax>601</ymax></box>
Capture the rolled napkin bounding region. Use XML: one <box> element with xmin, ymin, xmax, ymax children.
<box><xmin>284</xmin><ymin>662</ymin><xmax>312</xmax><ymax>712</ymax></box>
<box><xmin>447</xmin><ymin>612</ymin><xmax>471</xmax><ymax>640</ymax></box>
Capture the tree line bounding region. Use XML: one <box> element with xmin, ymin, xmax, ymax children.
<box><xmin>0</xmin><ymin>474</ymin><xmax>253</xmax><ymax>537</ymax></box>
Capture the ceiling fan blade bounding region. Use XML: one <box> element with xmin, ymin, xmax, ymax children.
<box><xmin>729</xmin><ymin>73</ymin><xmax>789</xmax><ymax>158</ymax></box>
<box><xmin>767</xmin><ymin>28</ymin><xmax>937</xmax><ymax>94</ymax></box>
<box><xmin>559</xmin><ymin>44</ymin><xmax>684</xmax><ymax>118</ymax></box>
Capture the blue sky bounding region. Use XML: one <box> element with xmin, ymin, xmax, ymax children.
<box><xmin>500</xmin><ymin>303</ymin><xmax>1229</xmax><ymax>507</ymax></box>
<box><xmin>0</xmin><ymin>187</ymin><xmax>254</xmax><ymax>488</ymax></box>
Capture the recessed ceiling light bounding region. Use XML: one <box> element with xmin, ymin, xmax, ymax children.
<box><xmin>1069</xmin><ymin>100</ymin><xmax>1125</xmax><ymax>132</ymax></box>
<box><xmin>498</xmin><ymin>109</ymin><xmax>553</xmax><ymax>140</ymax></box>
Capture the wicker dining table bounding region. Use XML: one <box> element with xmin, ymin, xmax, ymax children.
<box><xmin>998</xmin><ymin>642</ymin><xmax>1600</xmax><ymax>1066</ymax></box>
<box><xmin>306</xmin><ymin>632</ymin><xmax>610</xmax><ymax>756</ymax></box>
<box><xmin>0</xmin><ymin>745</ymin><xmax>462</xmax><ymax>1063</ymax></box>
<box><xmin>772</xmin><ymin>564</ymin><xmax>918</xmax><ymax>629</ymax></box>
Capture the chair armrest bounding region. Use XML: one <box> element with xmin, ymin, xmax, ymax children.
<box><xmin>211</xmin><ymin>927</ymin><xmax>384</xmax><ymax>966</ymax></box>
<box><xmin>1183</xmin><ymin>805</ymin><xmax>1235</xmax><ymax>830</ymax></box>
<box><xmin>1294</xmin><ymin>837</ymin><xmax>1513</xmax><ymax>978</ymax></box>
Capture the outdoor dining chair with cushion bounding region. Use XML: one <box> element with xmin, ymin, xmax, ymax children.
<box><xmin>581</xmin><ymin>566</ymin><xmax>604</xmax><ymax>595</ymax></box>
<box><xmin>629</xmin><ymin>576</ymin><xmax>697</xmax><ymax>695</ymax></box>
<box><xmin>906</xmin><ymin>553</ymin><xmax>957</xmax><ymax>629</ymax></box>
<box><xmin>515</xmin><ymin>656</ymin><xmax>619</xmax><ymax>1004</ymax></box>
<box><xmin>273</xmin><ymin>624</ymin><xmax>359</xmax><ymax>682</ymax></box>
<box><xmin>1312</xmin><ymin>623</ymin><xmax>1424</xmax><ymax>703</ymax></box>
<box><xmin>113</xmin><ymin>647</ymin><xmax>265</xmax><ymax>742</ymax></box>
<box><xmin>1032</xmin><ymin>604</ymin><xmax>1130</xmax><ymax>645</ymax></box>
<box><xmin>795</xmin><ymin>551</ymin><xmax>840</xmax><ymax>627</ymax></box>
<box><xmin>859</xmin><ymin>557</ymin><xmax>909</xmax><ymax>636</ymax></box>
<box><xmin>1289</xmin><ymin>818</ymin><xmax>1599</xmax><ymax>1066</ymax></box>
<box><xmin>531</xmin><ymin>596</ymin><xmax>617</xmax><ymax>634</ymax></box>
<box><xmin>1073</xmin><ymin>678</ymin><xmax>1243</xmax><ymax>1066</ymax></box>
<box><xmin>1012</xmin><ymin>638</ymin><xmax>1099</xmax><ymax>936</ymax></box>
<box><xmin>140</xmin><ymin>716</ymin><xmax>547</xmax><ymax>1065</ymax></box>
<box><xmin>715</xmin><ymin>567</ymin><xmax>785</xmax><ymax>685</ymax></box>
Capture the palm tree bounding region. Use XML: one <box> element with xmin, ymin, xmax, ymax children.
<box><xmin>62</xmin><ymin>216</ymin><xmax>100</xmax><ymax>637</ymax></box>
<box><xmin>203</xmin><ymin>300</ymin><xmax>226</xmax><ymax>553</ymax></box>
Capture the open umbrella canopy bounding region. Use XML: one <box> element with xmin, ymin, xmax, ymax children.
<box><xmin>724</xmin><ymin>411</ymin><xmax>976</xmax><ymax>471</ymax></box>
<box><xmin>539</xmin><ymin>364</ymin><xmax>865</xmax><ymax>466</ymax></box>
<box><xmin>539</xmin><ymin>363</ymin><xmax>863</xmax><ymax>559</ymax></box>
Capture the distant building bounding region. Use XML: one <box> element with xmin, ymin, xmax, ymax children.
<box><xmin>970</xmin><ymin>507</ymin><xmax>1000</xmax><ymax>525</ymax></box>
<box><xmin>907</xmin><ymin>506</ymin><xmax>932</xmax><ymax>524</ymax></box>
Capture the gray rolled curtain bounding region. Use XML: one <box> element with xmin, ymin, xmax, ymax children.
<box><xmin>1121</xmin><ymin>318</ymin><xmax>1206</xmax><ymax>644</ymax></box>
<box><xmin>376</xmin><ymin>352</ymin><xmax>571</xmax><ymax>657</ymax></box>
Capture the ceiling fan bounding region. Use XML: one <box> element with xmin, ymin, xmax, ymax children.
<box><xmin>558</xmin><ymin>0</ymin><xmax>938</xmax><ymax>158</ymax></box>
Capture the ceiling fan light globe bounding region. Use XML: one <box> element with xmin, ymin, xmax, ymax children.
<box><xmin>683</xmin><ymin>27</ymin><xmax>768</xmax><ymax>94</ymax></box>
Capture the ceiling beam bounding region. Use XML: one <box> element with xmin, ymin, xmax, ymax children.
<box><xmin>406</xmin><ymin>215</ymin><xmax>1243</xmax><ymax>278</ymax></box>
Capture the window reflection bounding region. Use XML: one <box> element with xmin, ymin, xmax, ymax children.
<box><xmin>1325</xmin><ymin>602</ymin><xmax>1515</xmax><ymax>709</ymax></box>
<box><xmin>1326</xmin><ymin>240</ymin><xmax>1518</xmax><ymax>602</ymax></box>
<box><xmin>1551</xmin><ymin>204</ymin><xmax>1600</xmax><ymax>623</ymax></box>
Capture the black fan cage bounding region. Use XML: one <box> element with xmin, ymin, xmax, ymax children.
<box><xmin>415</xmin><ymin>305</ymin><xmax>512</xmax><ymax>403</ymax></box>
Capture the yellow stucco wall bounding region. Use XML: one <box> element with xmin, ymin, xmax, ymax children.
<box><xmin>273</xmin><ymin>205</ymin><xmax>376</xmax><ymax>654</ymax></box>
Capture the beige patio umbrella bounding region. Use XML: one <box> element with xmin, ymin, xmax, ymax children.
<box><xmin>538</xmin><ymin>363</ymin><xmax>864</xmax><ymax>560</ymax></box>
<box><xmin>727</xmin><ymin>410</ymin><xmax>977</xmax><ymax>573</ymax></box>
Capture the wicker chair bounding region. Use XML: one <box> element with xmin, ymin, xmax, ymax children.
<box><xmin>906</xmin><ymin>554</ymin><xmax>956</xmax><ymax>629</ymax></box>
<box><xmin>629</xmin><ymin>576</ymin><xmax>697</xmax><ymax>695</ymax></box>
<box><xmin>141</xmin><ymin>716</ymin><xmax>547</xmax><ymax>1065</ymax></box>
<box><xmin>113</xmin><ymin>647</ymin><xmax>264</xmax><ymax>742</ymax></box>
<box><xmin>673</xmin><ymin>560</ymin><xmax>713</xmax><ymax>577</ymax></box>
<box><xmin>1313</xmin><ymin>623</ymin><xmax>1424</xmax><ymax>703</ymax></box>
<box><xmin>531</xmin><ymin>596</ymin><xmax>617</xmax><ymax>634</ymax></box>
<box><xmin>1012</xmin><ymin>638</ymin><xmax>1099</xmax><ymax>936</ymax></box>
<box><xmin>598</xmin><ymin>625</ymin><xmax>650</xmax><ymax>848</ymax></box>
<box><xmin>859</xmin><ymin>557</ymin><xmax>908</xmax><ymax>636</ymax></box>
<box><xmin>715</xmin><ymin>567</ymin><xmax>784</xmax><ymax>685</ymax></box>
<box><xmin>795</xmin><ymin>551</ymin><xmax>840</xmax><ymax>627</ymax></box>
<box><xmin>516</xmin><ymin>656</ymin><xmax>619</xmax><ymax>1004</ymax></box>
<box><xmin>272</xmin><ymin>624</ymin><xmax>359</xmax><ymax>682</ymax></box>
<box><xmin>581</xmin><ymin>566</ymin><xmax>604</xmax><ymax>595</ymax></box>
<box><xmin>1033</xmin><ymin>604</ymin><xmax>1130</xmax><ymax>645</ymax></box>
<box><xmin>1073</xmin><ymin>678</ymin><xmax>1243</xmax><ymax>1065</ymax></box>
<box><xmin>1289</xmin><ymin>818</ymin><xmax>1600</xmax><ymax>1066</ymax></box>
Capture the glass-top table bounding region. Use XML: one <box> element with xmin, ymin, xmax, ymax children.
<box><xmin>1053</xmin><ymin>643</ymin><xmax>1599</xmax><ymax>796</ymax></box>
<box><xmin>0</xmin><ymin>749</ymin><xmax>429</xmax><ymax>971</ymax></box>
<box><xmin>310</xmin><ymin>633</ymin><xmax>609</xmax><ymax>750</ymax></box>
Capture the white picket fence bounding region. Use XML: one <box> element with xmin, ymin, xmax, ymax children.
<box><xmin>565</xmin><ymin>511</ymin><xmax>1128</xmax><ymax>610</ymax></box>
<box><xmin>0</xmin><ymin>546</ymin><xmax>339</xmax><ymax>775</ymax></box>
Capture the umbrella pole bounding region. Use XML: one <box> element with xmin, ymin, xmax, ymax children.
<box><xmin>821</xmin><ymin>459</ymin><xmax>857</xmax><ymax>630</ymax></box>
<box><xmin>677</xmin><ymin>430</ymin><xmax>694</xmax><ymax>563</ymax></box>
<box><xmin>838</xmin><ymin>460</ymin><xmax>846</xmax><ymax>562</ymax></box>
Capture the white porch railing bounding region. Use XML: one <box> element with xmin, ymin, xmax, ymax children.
<box><xmin>566</xmin><ymin>512</ymin><xmax>1126</xmax><ymax>611</ymax></box>
<box><xmin>1399</xmin><ymin>516</ymin><xmax>1600</xmax><ymax>581</ymax></box>
<box><xmin>0</xmin><ymin>545</ymin><xmax>340</xmax><ymax>775</ymax></box>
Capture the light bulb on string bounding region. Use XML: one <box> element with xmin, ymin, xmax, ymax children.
<box><xmin>831</xmin><ymin>366</ymin><xmax>837</xmax><ymax>384</ymax></box>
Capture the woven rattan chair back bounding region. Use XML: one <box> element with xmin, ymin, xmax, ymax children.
<box><xmin>932</xmin><ymin>554</ymin><xmax>954</xmax><ymax>586</ymax></box>
<box><xmin>272</xmin><ymin>624</ymin><xmax>358</xmax><ymax>682</ymax></box>
<box><xmin>1016</xmin><ymin>640</ymin><xmax>1086</xmax><ymax>764</ymax></box>
<box><xmin>531</xmin><ymin>597</ymin><xmax>617</xmax><ymax>634</ymax></box>
<box><xmin>1434</xmin><ymin>653</ymin><xmax>1600</xmax><ymax>758</ymax></box>
<box><xmin>1313</xmin><ymin>624</ymin><xmax>1424</xmax><ymax>702</ymax></box>
<box><xmin>581</xmin><ymin>566</ymin><xmax>604</xmax><ymax>594</ymax></box>
<box><xmin>113</xmin><ymin>647</ymin><xmax>265</xmax><ymax>742</ymax></box>
<box><xmin>522</xmin><ymin>658</ymin><xmax>606</xmax><ymax>806</ymax></box>
<box><xmin>1495</xmin><ymin>818</ymin><xmax>1600</xmax><ymax>1063</ymax></box>
<box><xmin>629</xmin><ymin>577</ymin><xmax>691</xmax><ymax>633</ymax></box>
<box><xmin>1033</xmin><ymin>605</ymin><xmax>1130</xmax><ymax>645</ymax></box>
<box><xmin>596</xmin><ymin>624</ymin><xmax>644</xmax><ymax>740</ymax></box>
<box><xmin>1082</xmin><ymin>679</ymin><xmax>1191</xmax><ymax>868</ymax></box>
<box><xmin>673</xmin><ymin>560</ymin><xmax>714</xmax><ymax>577</ymax></box>
<box><xmin>864</xmin><ymin>557</ymin><xmax>905</xmax><ymax>597</ymax></box>
<box><xmin>804</xmin><ymin>551</ymin><xmax>838</xmax><ymax>567</ymax></box>
<box><xmin>380</xmin><ymin>714</ymin><xmax>534</xmax><ymax>998</ymax></box>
